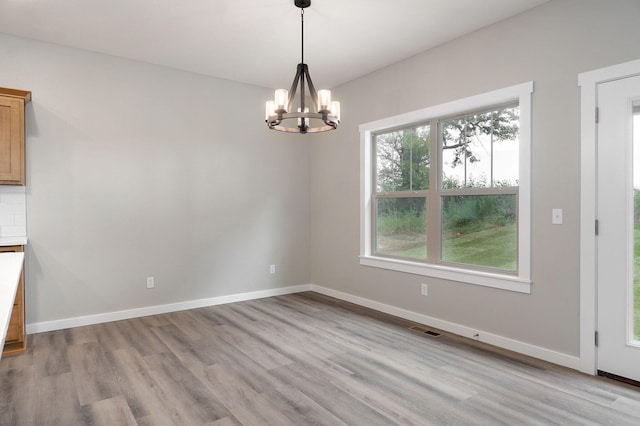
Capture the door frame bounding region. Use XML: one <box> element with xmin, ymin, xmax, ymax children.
<box><xmin>579</xmin><ymin>58</ymin><xmax>640</xmax><ymax>375</ymax></box>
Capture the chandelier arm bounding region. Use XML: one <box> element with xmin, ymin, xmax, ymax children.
<box><xmin>323</xmin><ymin>118</ymin><xmax>338</xmax><ymax>129</ymax></box>
<box><xmin>267</xmin><ymin>118</ymin><xmax>282</xmax><ymax>129</ymax></box>
<box><xmin>299</xmin><ymin>65</ymin><xmax>306</xmax><ymax>130</ymax></box>
<box><xmin>303</xmin><ymin>66</ymin><xmax>319</xmax><ymax>111</ymax></box>
<box><xmin>286</xmin><ymin>65</ymin><xmax>303</xmax><ymax>113</ymax></box>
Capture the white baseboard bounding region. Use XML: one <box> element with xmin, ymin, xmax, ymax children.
<box><xmin>310</xmin><ymin>284</ymin><xmax>583</xmax><ymax>372</ymax></box>
<box><xmin>26</xmin><ymin>282</ymin><xmax>583</xmax><ymax>373</ymax></box>
<box><xmin>26</xmin><ymin>284</ymin><xmax>313</xmax><ymax>334</ymax></box>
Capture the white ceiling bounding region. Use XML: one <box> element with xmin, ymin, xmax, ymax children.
<box><xmin>0</xmin><ymin>0</ymin><xmax>549</xmax><ymax>89</ymax></box>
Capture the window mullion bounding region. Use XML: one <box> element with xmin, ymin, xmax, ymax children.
<box><xmin>427</xmin><ymin>118</ymin><xmax>440</xmax><ymax>263</ymax></box>
<box><xmin>490</xmin><ymin>110</ymin><xmax>495</xmax><ymax>186</ymax></box>
<box><xmin>409</xmin><ymin>130</ymin><xmax>413</xmax><ymax>191</ymax></box>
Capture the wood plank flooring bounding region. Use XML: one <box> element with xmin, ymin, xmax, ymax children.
<box><xmin>2</xmin><ymin>291</ymin><xmax>640</xmax><ymax>425</ymax></box>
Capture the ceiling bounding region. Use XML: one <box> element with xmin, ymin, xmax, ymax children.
<box><xmin>0</xmin><ymin>0</ymin><xmax>549</xmax><ymax>89</ymax></box>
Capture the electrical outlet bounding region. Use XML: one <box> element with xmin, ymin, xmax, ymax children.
<box><xmin>421</xmin><ymin>283</ymin><xmax>428</xmax><ymax>296</ymax></box>
<box><xmin>270</xmin><ymin>264</ymin><xmax>276</xmax><ymax>274</ymax></box>
<box><xmin>147</xmin><ymin>277</ymin><xmax>155</xmax><ymax>289</ymax></box>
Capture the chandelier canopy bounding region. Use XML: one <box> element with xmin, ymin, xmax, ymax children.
<box><xmin>265</xmin><ymin>0</ymin><xmax>340</xmax><ymax>134</ymax></box>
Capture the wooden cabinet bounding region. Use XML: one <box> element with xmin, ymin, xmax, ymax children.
<box><xmin>1</xmin><ymin>245</ymin><xmax>26</xmax><ymax>356</ymax></box>
<box><xmin>0</xmin><ymin>87</ymin><xmax>31</xmax><ymax>185</ymax></box>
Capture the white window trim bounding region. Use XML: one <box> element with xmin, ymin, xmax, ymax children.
<box><xmin>360</xmin><ymin>82</ymin><xmax>533</xmax><ymax>294</ymax></box>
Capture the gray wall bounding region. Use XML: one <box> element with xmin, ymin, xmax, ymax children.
<box><xmin>309</xmin><ymin>0</ymin><xmax>640</xmax><ymax>356</ymax></box>
<box><xmin>0</xmin><ymin>34</ymin><xmax>310</xmax><ymax>324</ymax></box>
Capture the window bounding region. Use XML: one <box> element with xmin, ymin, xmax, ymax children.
<box><xmin>374</xmin><ymin>124</ymin><xmax>430</xmax><ymax>260</ymax></box>
<box><xmin>360</xmin><ymin>82</ymin><xmax>533</xmax><ymax>293</ymax></box>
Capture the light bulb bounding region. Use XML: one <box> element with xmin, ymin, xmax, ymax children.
<box><xmin>330</xmin><ymin>101</ymin><xmax>341</xmax><ymax>121</ymax></box>
<box><xmin>275</xmin><ymin>89</ymin><xmax>288</xmax><ymax>112</ymax></box>
<box><xmin>318</xmin><ymin>90</ymin><xmax>331</xmax><ymax>112</ymax></box>
<box><xmin>265</xmin><ymin>101</ymin><xmax>275</xmax><ymax>120</ymax></box>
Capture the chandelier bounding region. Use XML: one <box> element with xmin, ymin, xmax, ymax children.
<box><xmin>265</xmin><ymin>0</ymin><xmax>340</xmax><ymax>134</ymax></box>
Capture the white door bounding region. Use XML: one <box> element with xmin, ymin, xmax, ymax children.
<box><xmin>597</xmin><ymin>74</ymin><xmax>640</xmax><ymax>382</ymax></box>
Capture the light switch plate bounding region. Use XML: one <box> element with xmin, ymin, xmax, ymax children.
<box><xmin>552</xmin><ymin>208</ymin><xmax>563</xmax><ymax>225</ymax></box>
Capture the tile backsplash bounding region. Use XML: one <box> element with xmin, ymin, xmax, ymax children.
<box><xmin>0</xmin><ymin>186</ymin><xmax>26</xmax><ymax>237</ymax></box>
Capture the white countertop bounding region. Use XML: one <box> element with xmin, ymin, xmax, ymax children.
<box><xmin>0</xmin><ymin>236</ymin><xmax>27</xmax><ymax>247</ymax></box>
<box><xmin>0</xmin><ymin>252</ymin><xmax>24</xmax><ymax>359</ymax></box>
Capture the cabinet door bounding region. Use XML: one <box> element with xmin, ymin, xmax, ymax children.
<box><xmin>0</xmin><ymin>96</ymin><xmax>25</xmax><ymax>184</ymax></box>
<box><xmin>5</xmin><ymin>279</ymin><xmax>23</xmax><ymax>342</ymax></box>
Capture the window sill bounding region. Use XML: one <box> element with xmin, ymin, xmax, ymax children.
<box><xmin>359</xmin><ymin>255</ymin><xmax>531</xmax><ymax>294</ymax></box>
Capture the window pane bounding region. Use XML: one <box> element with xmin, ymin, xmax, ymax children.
<box><xmin>375</xmin><ymin>125</ymin><xmax>430</xmax><ymax>192</ymax></box>
<box><xmin>375</xmin><ymin>197</ymin><xmax>426</xmax><ymax>259</ymax></box>
<box><xmin>441</xmin><ymin>194</ymin><xmax>517</xmax><ymax>270</ymax></box>
<box><xmin>492</xmin><ymin>107</ymin><xmax>520</xmax><ymax>186</ymax></box>
<box><xmin>442</xmin><ymin>106</ymin><xmax>519</xmax><ymax>188</ymax></box>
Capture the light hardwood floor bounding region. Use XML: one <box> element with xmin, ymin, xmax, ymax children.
<box><xmin>1</xmin><ymin>291</ymin><xmax>640</xmax><ymax>425</ymax></box>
